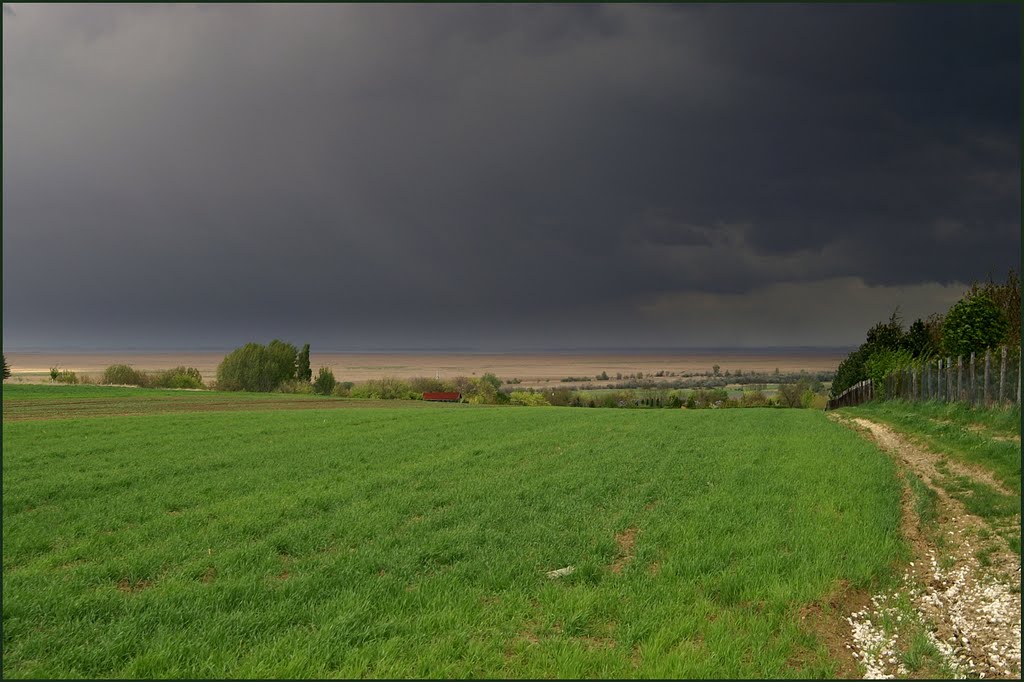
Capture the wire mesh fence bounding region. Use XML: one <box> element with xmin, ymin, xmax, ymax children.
<box><xmin>881</xmin><ymin>345</ymin><xmax>1021</xmax><ymax>407</ymax></box>
<box><xmin>827</xmin><ymin>345</ymin><xmax>1021</xmax><ymax>410</ymax></box>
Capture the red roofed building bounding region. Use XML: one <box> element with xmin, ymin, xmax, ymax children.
<box><xmin>422</xmin><ymin>391</ymin><xmax>461</xmax><ymax>402</ymax></box>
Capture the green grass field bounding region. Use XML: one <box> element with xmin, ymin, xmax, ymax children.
<box><xmin>2</xmin><ymin>385</ymin><xmax>905</xmax><ymax>677</ymax></box>
<box><xmin>2</xmin><ymin>384</ymin><xmax>468</xmax><ymax>421</ymax></box>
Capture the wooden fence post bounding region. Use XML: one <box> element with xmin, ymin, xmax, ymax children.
<box><xmin>969</xmin><ymin>352</ymin><xmax>976</xmax><ymax>406</ymax></box>
<box><xmin>944</xmin><ymin>358</ymin><xmax>949</xmax><ymax>402</ymax></box>
<box><xmin>937</xmin><ymin>357</ymin><xmax>943</xmax><ymax>401</ymax></box>
<box><xmin>984</xmin><ymin>349</ymin><xmax>991</xmax><ymax>406</ymax></box>
<box><xmin>912</xmin><ymin>366</ymin><xmax>917</xmax><ymax>401</ymax></box>
<box><xmin>999</xmin><ymin>346</ymin><xmax>1006</xmax><ymax>405</ymax></box>
<box><xmin>945</xmin><ymin>357</ymin><xmax>951</xmax><ymax>403</ymax></box>
<box><xmin>957</xmin><ymin>356</ymin><xmax>963</xmax><ymax>403</ymax></box>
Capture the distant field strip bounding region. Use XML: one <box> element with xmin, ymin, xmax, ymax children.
<box><xmin>2</xmin><ymin>404</ymin><xmax>904</xmax><ymax>678</ymax></box>
<box><xmin>2</xmin><ymin>385</ymin><xmax>465</xmax><ymax>421</ymax></box>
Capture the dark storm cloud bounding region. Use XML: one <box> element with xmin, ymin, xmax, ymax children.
<box><xmin>3</xmin><ymin>4</ymin><xmax>1019</xmax><ymax>349</ymax></box>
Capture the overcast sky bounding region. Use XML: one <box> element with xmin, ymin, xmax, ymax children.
<box><xmin>3</xmin><ymin>3</ymin><xmax>1020</xmax><ymax>350</ymax></box>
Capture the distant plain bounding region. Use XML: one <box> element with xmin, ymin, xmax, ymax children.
<box><xmin>5</xmin><ymin>350</ymin><xmax>846</xmax><ymax>387</ymax></box>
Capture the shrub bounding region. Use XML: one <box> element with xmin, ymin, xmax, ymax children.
<box><xmin>52</xmin><ymin>369</ymin><xmax>78</xmax><ymax>384</ymax></box>
<box><xmin>102</xmin><ymin>364</ymin><xmax>149</xmax><ymax>386</ymax></box>
<box><xmin>776</xmin><ymin>382</ymin><xmax>806</xmax><ymax>408</ymax></box>
<box><xmin>276</xmin><ymin>379</ymin><xmax>314</xmax><ymax>394</ymax></box>
<box><xmin>332</xmin><ymin>381</ymin><xmax>354</xmax><ymax>397</ymax></box>
<box><xmin>863</xmin><ymin>348</ymin><xmax>914</xmax><ymax>399</ymax></box>
<box><xmin>409</xmin><ymin>377</ymin><xmax>450</xmax><ymax>393</ymax></box>
<box><xmin>740</xmin><ymin>390</ymin><xmax>773</xmax><ymax>407</ymax></box>
<box><xmin>542</xmin><ymin>387</ymin><xmax>575</xmax><ymax>406</ymax></box>
<box><xmin>313</xmin><ymin>367</ymin><xmax>336</xmax><ymax>395</ymax></box>
<box><xmin>216</xmin><ymin>341</ymin><xmax>299</xmax><ymax>392</ymax></box>
<box><xmin>150</xmin><ymin>366</ymin><xmax>204</xmax><ymax>389</ymax></box>
<box><xmin>688</xmin><ymin>388</ymin><xmax>729</xmax><ymax>408</ymax></box>
<box><xmin>349</xmin><ymin>377</ymin><xmax>419</xmax><ymax>400</ymax></box>
<box><xmin>509</xmin><ymin>391</ymin><xmax>550</xmax><ymax>406</ymax></box>
<box><xmin>3</xmin><ymin>354</ymin><xmax>10</xmax><ymax>380</ymax></box>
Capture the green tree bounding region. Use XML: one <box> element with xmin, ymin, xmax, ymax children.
<box><xmin>266</xmin><ymin>339</ymin><xmax>299</xmax><ymax>383</ymax></box>
<box><xmin>479</xmin><ymin>373</ymin><xmax>502</xmax><ymax>391</ymax></box>
<box><xmin>297</xmin><ymin>344</ymin><xmax>312</xmax><ymax>382</ymax></box>
<box><xmin>905</xmin><ymin>319</ymin><xmax>937</xmax><ymax>358</ymax></box>
<box><xmin>942</xmin><ymin>293</ymin><xmax>1008</xmax><ymax>358</ymax></box>
<box><xmin>3</xmin><ymin>354</ymin><xmax>10</xmax><ymax>380</ymax></box>
<box><xmin>217</xmin><ymin>341</ymin><xmax>300</xmax><ymax>392</ymax></box>
<box><xmin>312</xmin><ymin>367</ymin><xmax>336</xmax><ymax>395</ymax></box>
<box><xmin>964</xmin><ymin>269</ymin><xmax>1020</xmax><ymax>348</ymax></box>
<box><xmin>831</xmin><ymin>311</ymin><xmax>906</xmax><ymax>397</ymax></box>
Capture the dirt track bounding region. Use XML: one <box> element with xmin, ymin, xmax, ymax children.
<box><xmin>831</xmin><ymin>414</ymin><xmax>1021</xmax><ymax>679</ymax></box>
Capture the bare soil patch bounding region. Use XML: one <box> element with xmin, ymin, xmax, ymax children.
<box><xmin>116</xmin><ymin>579</ymin><xmax>153</xmax><ymax>594</ymax></box>
<box><xmin>795</xmin><ymin>581</ymin><xmax>872</xmax><ymax>678</ymax></box>
<box><xmin>610</xmin><ymin>527</ymin><xmax>639</xmax><ymax>574</ymax></box>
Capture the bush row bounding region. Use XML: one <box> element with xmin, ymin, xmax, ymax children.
<box><xmin>96</xmin><ymin>364</ymin><xmax>205</xmax><ymax>389</ymax></box>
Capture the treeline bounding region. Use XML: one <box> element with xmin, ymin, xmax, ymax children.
<box><xmin>832</xmin><ymin>270</ymin><xmax>1020</xmax><ymax>398</ymax></box>
<box><xmin>507</xmin><ymin>380</ymin><xmax>824</xmax><ymax>409</ymax></box>
<box><xmin>591</xmin><ymin>370</ymin><xmax>833</xmax><ymax>391</ymax></box>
